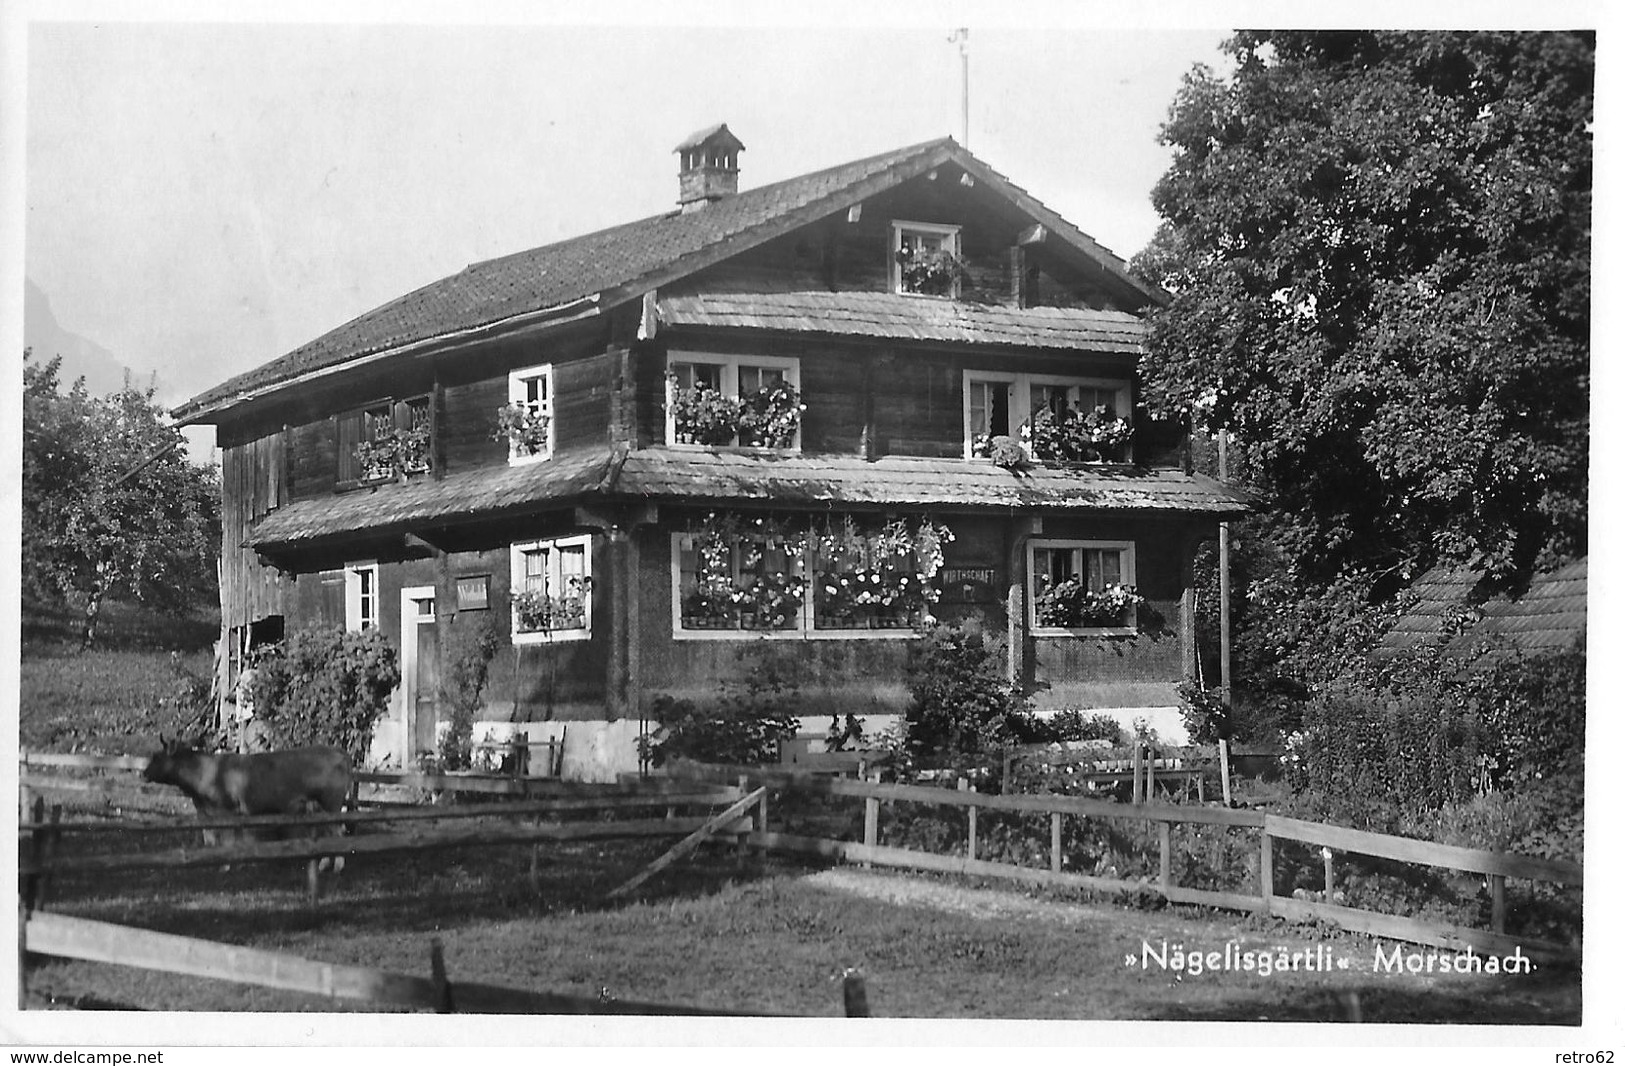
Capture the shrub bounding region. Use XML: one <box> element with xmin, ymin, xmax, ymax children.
<box><xmin>642</xmin><ymin>643</ymin><xmax>801</xmax><ymax>767</ymax></box>
<box><xmin>905</xmin><ymin>621</ymin><xmax>1031</xmax><ymax>772</ymax></box>
<box><xmin>438</xmin><ymin>614</ymin><xmax>502</xmax><ymax>771</ymax></box>
<box><xmin>1177</xmin><ymin>680</ymin><xmax>1229</xmax><ymax>744</ymax></box>
<box><xmin>1478</xmin><ymin>648</ymin><xmax>1585</xmax><ymax>789</ymax></box>
<box><xmin>1010</xmin><ymin>708</ymin><xmax>1124</xmax><ymax>746</ymax></box>
<box><xmin>1285</xmin><ymin>684</ymin><xmax>1486</xmax><ymax>829</ymax></box>
<box><xmin>245</xmin><ymin>625</ymin><xmax>401</xmax><ymax>762</ymax></box>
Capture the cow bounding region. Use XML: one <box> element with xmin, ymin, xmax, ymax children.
<box><xmin>142</xmin><ymin>737</ymin><xmax>353</xmax><ymax>894</ymax></box>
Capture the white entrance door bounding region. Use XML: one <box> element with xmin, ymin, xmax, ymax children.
<box><xmin>400</xmin><ymin>586</ymin><xmax>438</xmax><ymax>768</ymax></box>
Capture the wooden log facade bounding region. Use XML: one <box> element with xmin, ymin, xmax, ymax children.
<box><xmin>179</xmin><ymin>130</ymin><xmax>1248</xmax><ymax>779</ymax></box>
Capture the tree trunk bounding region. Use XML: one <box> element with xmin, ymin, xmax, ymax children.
<box><xmin>80</xmin><ymin>592</ymin><xmax>103</xmax><ymax>650</ymax></box>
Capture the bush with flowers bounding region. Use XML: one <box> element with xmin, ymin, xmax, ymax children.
<box><xmin>668</xmin><ymin>376</ymin><xmax>743</xmax><ymax>445</ymax></box>
<box><xmin>811</xmin><ymin>515</ymin><xmax>953</xmax><ymax>630</ymax></box>
<box><xmin>511</xmin><ymin>576</ymin><xmax>591</xmax><ymax>634</ymax></box>
<box><xmin>1021</xmin><ymin>403</ymin><xmax>1132</xmax><ymax>463</ymax></box>
<box><xmin>493</xmin><ymin>401</ymin><xmax>550</xmax><ymax>457</ymax></box>
<box><xmin>736</xmin><ymin>381</ymin><xmax>805</xmax><ymax>448</ymax></box>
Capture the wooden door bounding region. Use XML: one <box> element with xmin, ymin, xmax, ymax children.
<box><xmin>401</xmin><ymin>587</ymin><xmax>438</xmax><ymax>765</ymax></box>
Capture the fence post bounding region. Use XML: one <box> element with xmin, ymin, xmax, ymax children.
<box><xmin>1158</xmin><ymin>821</ymin><xmax>1172</xmax><ymax>899</ymax></box>
<box><xmin>736</xmin><ymin>775</ymin><xmax>750</xmax><ymax>865</ymax></box>
<box><xmin>1323</xmin><ymin>847</ymin><xmax>1335</xmax><ymax>901</ymax></box>
<box><xmin>843</xmin><ymin>969</ymin><xmax>870</xmax><ymax>1017</ymax></box>
<box><xmin>863</xmin><ymin>795</ymin><xmax>879</xmax><ymax>865</ymax></box>
<box><xmin>1259</xmin><ymin>828</ymin><xmax>1274</xmax><ymax>916</ymax></box>
<box><xmin>1490</xmin><ymin>874</ymin><xmax>1507</xmax><ymax>934</ymax></box>
<box><xmin>1050</xmin><ymin>812</ymin><xmax>1062</xmax><ymax>874</ymax></box>
<box><xmin>1132</xmin><ymin>743</ymin><xmax>1144</xmax><ymax>804</ymax></box>
<box><xmin>959</xmin><ymin>777</ymin><xmax>976</xmax><ymax>861</ymax></box>
<box><xmin>23</xmin><ymin>795</ymin><xmax>45</xmax><ymax>915</ymax></box>
<box><xmin>35</xmin><ymin>805</ymin><xmax>63</xmax><ymax>913</ymax></box>
<box><xmin>17</xmin><ymin>901</ymin><xmax>27</xmax><ymax>1009</ymax></box>
<box><xmin>756</xmin><ymin>787</ymin><xmax>769</xmax><ymax>840</ymax></box>
<box><xmin>430</xmin><ymin>938</ymin><xmax>454</xmax><ymax>1013</ymax></box>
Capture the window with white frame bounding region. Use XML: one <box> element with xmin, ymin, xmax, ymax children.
<box><xmin>673</xmin><ymin>530</ymin><xmax>804</xmax><ymax>634</ymax></box>
<box><xmin>503</xmin><ymin>364</ymin><xmax>555</xmax><ymax>464</ymax></box>
<box><xmin>1028</xmin><ymin>540</ymin><xmax>1141</xmax><ymax>633</ymax></box>
<box><xmin>344</xmin><ymin>562</ymin><xmax>380</xmax><ymax>632</ymax></box>
<box><xmin>670</xmin><ymin>513</ymin><xmax>952</xmax><ymax>639</ymax></box>
<box><xmin>892</xmin><ymin>221</ymin><xmax>963</xmax><ymax>297</ymax></box>
<box><xmin>509</xmin><ymin>535</ymin><xmax>593</xmax><ymax>643</ymax></box>
<box><xmin>665</xmin><ymin>353</ymin><xmax>802</xmax><ymax>450</ymax></box>
<box><xmin>963</xmin><ymin>371</ymin><xmax>1132</xmax><ymax>462</ymax></box>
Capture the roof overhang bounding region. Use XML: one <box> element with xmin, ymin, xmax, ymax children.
<box><xmin>173</xmin><ymin>294</ymin><xmax>602</xmax><ymax>427</ymax></box>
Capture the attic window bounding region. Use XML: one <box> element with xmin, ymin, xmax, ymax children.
<box><xmin>893</xmin><ymin>221</ymin><xmax>963</xmax><ymax>298</ymax></box>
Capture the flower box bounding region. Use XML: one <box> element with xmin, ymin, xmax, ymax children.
<box><xmin>512</xmin><ymin>582</ymin><xmax>590</xmax><ymax>634</ymax></box>
<box><xmin>1022</xmin><ymin>404</ymin><xmax>1132</xmax><ymax>464</ymax></box>
<box><xmin>1034</xmin><ymin>580</ymin><xmax>1143</xmax><ymax>629</ymax></box>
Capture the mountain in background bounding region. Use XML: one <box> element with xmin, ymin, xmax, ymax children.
<box><xmin>24</xmin><ymin>277</ymin><xmax>137</xmax><ymax>397</ymax></box>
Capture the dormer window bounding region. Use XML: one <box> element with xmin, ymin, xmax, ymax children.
<box><xmin>893</xmin><ymin>221</ymin><xmax>964</xmax><ymax>298</ymax></box>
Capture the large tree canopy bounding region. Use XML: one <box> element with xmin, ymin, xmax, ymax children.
<box><xmin>1135</xmin><ymin>31</ymin><xmax>1591</xmax><ymax>585</ymax></box>
<box><xmin>23</xmin><ymin>349</ymin><xmax>221</xmax><ymax>646</ymax></box>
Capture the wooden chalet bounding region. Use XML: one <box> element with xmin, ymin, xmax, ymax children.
<box><xmin>174</xmin><ymin>125</ymin><xmax>1250</xmax><ymax>779</ymax></box>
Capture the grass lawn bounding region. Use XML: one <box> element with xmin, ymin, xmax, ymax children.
<box><xmin>20</xmin><ymin>597</ymin><xmax>217</xmax><ymax>755</ymax></box>
<box><xmin>24</xmin><ymin>825</ymin><xmax>1581</xmax><ymax>1023</ymax></box>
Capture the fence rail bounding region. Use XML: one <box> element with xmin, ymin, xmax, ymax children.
<box><xmin>24</xmin><ymin>912</ymin><xmax>851</xmax><ymax>1015</ymax></box>
<box><xmin>667</xmin><ymin>759</ymin><xmax>1582</xmax><ymax>965</ymax></box>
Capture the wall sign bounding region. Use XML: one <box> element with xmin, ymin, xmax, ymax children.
<box><xmin>456</xmin><ymin>575</ymin><xmax>491</xmax><ymax>611</ymax></box>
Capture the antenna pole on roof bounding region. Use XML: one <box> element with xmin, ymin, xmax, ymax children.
<box><xmin>949</xmin><ymin>27</ymin><xmax>970</xmax><ymax>147</ymax></box>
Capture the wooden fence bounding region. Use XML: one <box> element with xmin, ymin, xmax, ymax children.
<box><xmin>18</xmin><ymin>758</ymin><xmax>828</xmax><ymax>1013</ymax></box>
<box><xmin>666</xmin><ymin>760</ymin><xmax>1583</xmax><ymax>965</ymax></box>
<box><xmin>17</xmin><ymin>750</ymin><xmax>759</xmax><ymax>907</ymax></box>
<box><xmin>22</xmin><ymin>911</ymin><xmax>871</xmax><ymax>1015</ymax></box>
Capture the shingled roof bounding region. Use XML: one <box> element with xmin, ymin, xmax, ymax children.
<box><xmin>658</xmin><ymin>292</ymin><xmax>1146</xmax><ymax>352</ymax></box>
<box><xmin>246</xmin><ymin>449</ymin><xmax>1250</xmax><ymax>551</ymax></box>
<box><xmin>175</xmin><ymin>136</ymin><xmax>1160</xmax><ymax>424</ymax></box>
<box><xmin>1374</xmin><ymin>558</ymin><xmax>1587</xmax><ymax>666</ymax></box>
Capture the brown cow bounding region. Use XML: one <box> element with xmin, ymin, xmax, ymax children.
<box><xmin>143</xmin><ymin>737</ymin><xmax>353</xmax><ymax>887</ymax></box>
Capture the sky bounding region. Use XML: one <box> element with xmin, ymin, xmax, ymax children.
<box><xmin>16</xmin><ymin>14</ymin><xmax>1233</xmax><ymax>429</ymax></box>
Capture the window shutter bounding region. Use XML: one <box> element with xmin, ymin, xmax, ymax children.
<box><xmin>336</xmin><ymin>410</ymin><xmax>362</xmax><ymax>485</ymax></box>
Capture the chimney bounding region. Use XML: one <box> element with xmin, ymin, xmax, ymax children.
<box><xmin>675</xmin><ymin>123</ymin><xmax>745</xmax><ymax>213</ymax></box>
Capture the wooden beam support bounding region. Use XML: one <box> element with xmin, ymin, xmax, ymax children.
<box><xmin>606</xmin><ymin>787</ymin><xmax>767</xmax><ymax>900</ymax></box>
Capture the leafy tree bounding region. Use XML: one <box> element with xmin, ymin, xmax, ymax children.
<box><xmin>22</xmin><ymin>349</ymin><xmax>221</xmax><ymax>646</ymax></box>
<box><xmin>1135</xmin><ymin>32</ymin><xmax>1591</xmax><ymax>586</ymax></box>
